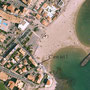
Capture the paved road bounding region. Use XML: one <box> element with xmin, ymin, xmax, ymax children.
<box><xmin>0</xmin><ymin>65</ymin><xmax>36</xmax><ymax>86</ymax></box>
<box><xmin>11</xmin><ymin>55</ymin><xmax>27</xmax><ymax>70</ymax></box>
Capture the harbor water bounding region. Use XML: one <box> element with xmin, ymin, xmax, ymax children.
<box><xmin>50</xmin><ymin>47</ymin><xmax>90</xmax><ymax>90</ymax></box>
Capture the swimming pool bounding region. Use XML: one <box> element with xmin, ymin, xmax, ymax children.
<box><xmin>0</xmin><ymin>19</ymin><xmax>2</xmax><ymax>24</ymax></box>
<box><xmin>3</xmin><ymin>22</ymin><xmax>8</xmax><ymax>26</ymax></box>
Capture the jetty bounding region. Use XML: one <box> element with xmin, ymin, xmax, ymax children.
<box><xmin>81</xmin><ymin>53</ymin><xmax>90</xmax><ymax>67</ymax></box>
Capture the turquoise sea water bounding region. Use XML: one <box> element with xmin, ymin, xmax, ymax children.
<box><xmin>76</xmin><ymin>0</ymin><xmax>90</xmax><ymax>46</ymax></box>
<box><xmin>50</xmin><ymin>47</ymin><xmax>90</xmax><ymax>90</ymax></box>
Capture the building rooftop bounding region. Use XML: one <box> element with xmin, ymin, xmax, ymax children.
<box><xmin>43</xmin><ymin>12</ymin><xmax>47</xmax><ymax>17</ymax></box>
<box><xmin>0</xmin><ymin>71</ymin><xmax>8</xmax><ymax>81</ymax></box>
<box><xmin>0</xmin><ymin>10</ymin><xmax>22</xmax><ymax>23</ymax></box>
<box><xmin>22</xmin><ymin>67</ymin><xmax>27</xmax><ymax>73</ymax></box>
<box><xmin>47</xmin><ymin>16</ymin><xmax>52</xmax><ymax>23</ymax></box>
<box><xmin>21</xmin><ymin>0</ymin><xmax>32</xmax><ymax>5</ymax></box>
<box><xmin>3</xmin><ymin>5</ymin><xmax>8</xmax><ymax>11</ymax></box>
<box><xmin>8</xmin><ymin>81</ymin><xmax>15</xmax><ymax>90</ymax></box>
<box><xmin>23</xmin><ymin>59</ymin><xmax>28</xmax><ymax>65</ymax></box>
<box><xmin>18</xmin><ymin>20</ymin><xmax>29</xmax><ymax>31</ymax></box>
<box><xmin>38</xmin><ymin>8</ymin><xmax>43</xmax><ymax>14</ymax></box>
<box><xmin>7</xmin><ymin>4</ymin><xmax>15</xmax><ymax>13</ymax></box>
<box><xmin>14</xmin><ymin>66</ymin><xmax>19</xmax><ymax>71</ymax></box>
<box><xmin>27</xmin><ymin>74</ymin><xmax>35</xmax><ymax>82</ymax></box>
<box><xmin>19</xmin><ymin>48</ymin><xmax>26</xmax><ymax>56</ymax></box>
<box><xmin>0</xmin><ymin>34</ymin><xmax>6</xmax><ymax>42</ymax></box>
<box><xmin>36</xmin><ymin>14</ymin><xmax>41</xmax><ymax>20</ymax></box>
<box><xmin>46</xmin><ymin>80</ymin><xmax>50</xmax><ymax>85</ymax></box>
<box><xmin>19</xmin><ymin>63</ymin><xmax>23</xmax><ymax>68</ymax></box>
<box><xmin>43</xmin><ymin>3</ymin><xmax>48</xmax><ymax>8</ymax></box>
<box><xmin>29</xmin><ymin>56</ymin><xmax>38</xmax><ymax>67</ymax></box>
<box><xmin>37</xmin><ymin>73</ymin><xmax>44</xmax><ymax>84</ymax></box>
<box><xmin>41</xmin><ymin>19</ymin><xmax>49</xmax><ymax>26</ymax></box>
<box><xmin>16</xmin><ymin>80</ymin><xmax>24</xmax><ymax>89</ymax></box>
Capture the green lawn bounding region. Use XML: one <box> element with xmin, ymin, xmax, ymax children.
<box><xmin>0</xmin><ymin>81</ymin><xmax>8</xmax><ymax>90</ymax></box>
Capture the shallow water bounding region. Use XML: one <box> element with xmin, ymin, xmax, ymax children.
<box><xmin>76</xmin><ymin>0</ymin><xmax>90</xmax><ymax>46</ymax></box>
<box><xmin>50</xmin><ymin>47</ymin><xmax>90</xmax><ymax>90</ymax></box>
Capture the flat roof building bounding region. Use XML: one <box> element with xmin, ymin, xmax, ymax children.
<box><xmin>0</xmin><ymin>71</ymin><xmax>8</xmax><ymax>81</ymax></box>
<box><xmin>18</xmin><ymin>20</ymin><xmax>29</xmax><ymax>31</ymax></box>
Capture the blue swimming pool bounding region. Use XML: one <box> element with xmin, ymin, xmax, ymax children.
<box><xmin>3</xmin><ymin>22</ymin><xmax>8</xmax><ymax>26</ymax></box>
<box><xmin>0</xmin><ymin>19</ymin><xmax>2</xmax><ymax>24</ymax></box>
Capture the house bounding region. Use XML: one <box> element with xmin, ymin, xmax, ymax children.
<box><xmin>1</xmin><ymin>60</ymin><xmax>7</xmax><ymax>65</ymax></box>
<box><xmin>14</xmin><ymin>55</ymin><xmax>19</xmax><ymax>62</ymax></box>
<box><xmin>18</xmin><ymin>20</ymin><xmax>29</xmax><ymax>31</ymax></box>
<box><xmin>0</xmin><ymin>49</ymin><xmax>2</xmax><ymax>54</ymax></box>
<box><xmin>19</xmin><ymin>7</ymin><xmax>29</xmax><ymax>16</ymax></box>
<box><xmin>3</xmin><ymin>3</ymin><xmax>28</xmax><ymax>16</ymax></box>
<box><xmin>38</xmin><ymin>8</ymin><xmax>43</xmax><ymax>14</ymax></box>
<box><xmin>29</xmin><ymin>56</ymin><xmax>38</xmax><ymax>67</ymax></box>
<box><xmin>8</xmin><ymin>79</ymin><xmax>24</xmax><ymax>90</ymax></box>
<box><xmin>0</xmin><ymin>34</ymin><xmax>6</xmax><ymax>42</ymax></box>
<box><xmin>41</xmin><ymin>19</ymin><xmax>49</xmax><ymax>26</ymax></box>
<box><xmin>21</xmin><ymin>0</ymin><xmax>32</xmax><ymax>5</ymax></box>
<box><xmin>22</xmin><ymin>67</ymin><xmax>27</xmax><ymax>73</ymax></box>
<box><xmin>16</xmin><ymin>80</ymin><xmax>24</xmax><ymax>89</ymax></box>
<box><xmin>7</xmin><ymin>63</ymin><xmax>12</xmax><ymax>68</ymax></box>
<box><xmin>36</xmin><ymin>73</ymin><xmax>44</xmax><ymax>84</ymax></box>
<box><xmin>36</xmin><ymin>14</ymin><xmax>41</xmax><ymax>20</ymax></box>
<box><xmin>19</xmin><ymin>63</ymin><xmax>23</xmax><ymax>68</ymax></box>
<box><xmin>27</xmin><ymin>74</ymin><xmax>35</xmax><ymax>82</ymax></box>
<box><xmin>3</xmin><ymin>5</ymin><xmax>8</xmax><ymax>11</ymax></box>
<box><xmin>42</xmin><ymin>12</ymin><xmax>47</xmax><ymax>17</ymax></box>
<box><xmin>43</xmin><ymin>3</ymin><xmax>48</xmax><ymax>8</ymax></box>
<box><xmin>23</xmin><ymin>59</ymin><xmax>28</xmax><ymax>65</ymax></box>
<box><xmin>8</xmin><ymin>81</ymin><xmax>15</xmax><ymax>90</ymax></box>
<box><xmin>14</xmin><ymin>9</ymin><xmax>20</xmax><ymax>15</ymax></box>
<box><xmin>11</xmin><ymin>58</ymin><xmax>16</xmax><ymax>64</ymax></box>
<box><xmin>47</xmin><ymin>16</ymin><xmax>52</xmax><ymax>23</ymax></box>
<box><xmin>13</xmin><ymin>66</ymin><xmax>19</xmax><ymax>71</ymax></box>
<box><xmin>19</xmin><ymin>69</ymin><xmax>23</xmax><ymax>74</ymax></box>
<box><xmin>7</xmin><ymin>4</ymin><xmax>15</xmax><ymax>13</ymax></box>
<box><xmin>45</xmin><ymin>75</ymin><xmax>52</xmax><ymax>87</ymax></box>
<box><xmin>19</xmin><ymin>48</ymin><xmax>26</xmax><ymax>56</ymax></box>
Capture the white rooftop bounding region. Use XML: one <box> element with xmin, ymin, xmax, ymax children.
<box><xmin>18</xmin><ymin>20</ymin><xmax>29</xmax><ymax>31</ymax></box>
<box><xmin>44</xmin><ymin>5</ymin><xmax>57</xmax><ymax>18</ymax></box>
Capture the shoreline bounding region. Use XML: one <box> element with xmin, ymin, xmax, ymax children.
<box><xmin>31</xmin><ymin>0</ymin><xmax>90</xmax><ymax>90</ymax></box>
<box><xmin>34</xmin><ymin>0</ymin><xmax>88</xmax><ymax>65</ymax></box>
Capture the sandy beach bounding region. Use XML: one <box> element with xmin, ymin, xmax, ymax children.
<box><xmin>34</xmin><ymin>0</ymin><xmax>90</xmax><ymax>63</ymax></box>
<box><xmin>28</xmin><ymin>0</ymin><xmax>90</xmax><ymax>90</ymax></box>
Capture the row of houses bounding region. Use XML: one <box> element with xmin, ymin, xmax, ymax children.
<box><xmin>21</xmin><ymin>0</ymin><xmax>32</xmax><ymax>5</ymax></box>
<box><xmin>0</xmin><ymin>71</ymin><xmax>24</xmax><ymax>90</ymax></box>
<box><xmin>34</xmin><ymin>1</ymin><xmax>64</xmax><ymax>26</ymax></box>
<box><xmin>2</xmin><ymin>3</ymin><xmax>29</xmax><ymax>16</ymax></box>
